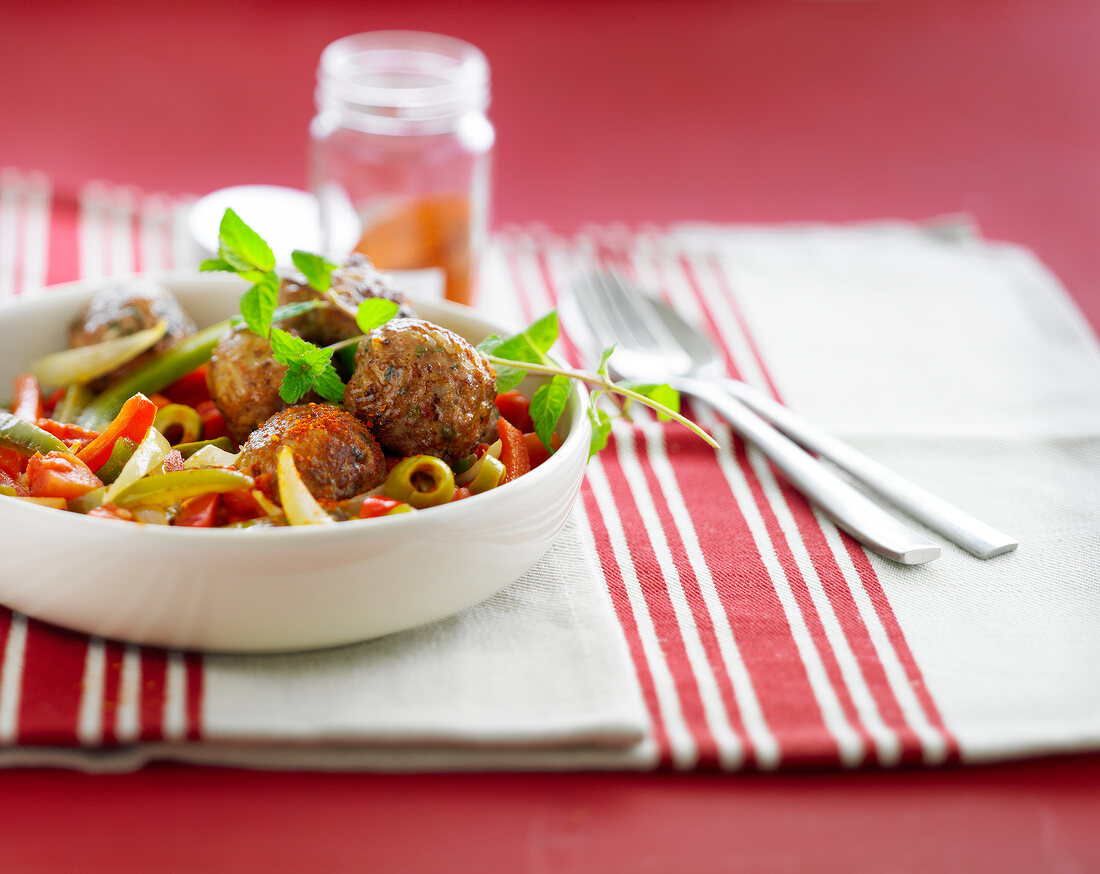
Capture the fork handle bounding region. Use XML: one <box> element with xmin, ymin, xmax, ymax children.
<box><xmin>680</xmin><ymin>378</ymin><xmax>941</xmax><ymax>565</ymax></box>
<box><xmin>722</xmin><ymin>381</ymin><xmax>1018</xmax><ymax>560</ymax></box>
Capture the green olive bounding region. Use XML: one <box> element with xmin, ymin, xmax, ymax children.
<box><xmin>468</xmin><ymin>454</ymin><xmax>505</xmax><ymax>495</ymax></box>
<box><xmin>383</xmin><ymin>455</ymin><xmax>456</xmax><ymax>508</ymax></box>
<box><xmin>153</xmin><ymin>404</ymin><xmax>202</xmax><ymax>445</ymax></box>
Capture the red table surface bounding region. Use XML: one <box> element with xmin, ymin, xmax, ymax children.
<box><xmin>1</xmin><ymin>0</ymin><xmax>1099</xmax><ymax>870</ymax></box>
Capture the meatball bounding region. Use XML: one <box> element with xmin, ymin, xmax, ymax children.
<box><xmin>277</xmin><ymin>253</ymin><xmax>416</xmax><ymax>345</ymax></box>
<box><xmin>206</xmin><ymin>325</ymin><xmax>291</xmax><ymax>444</ymax></box>
<box><xmin>236</xmin><ymin>404</ymin><xmax>387</xmax><ymax>502</ymax></box>
<box><xmin>69</xmin><ymin>279</ymin><xmax>196</xmax><ymax>385</ymax></box>
<box><xmin>342</xmin><ymin>319</ymin><xmax>496</xmax><ymax>465</ymax></box>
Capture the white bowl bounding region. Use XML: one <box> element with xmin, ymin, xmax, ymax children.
<box><xmin>0</xmin><ymin>274</ymin><xmax>590</xmax><ymax>652</ymax></box>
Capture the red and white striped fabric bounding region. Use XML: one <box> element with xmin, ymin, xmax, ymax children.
<box><xmin>2</xmin><ymin>172</ymin><xmax>1099</xmax><ymax>770</ymax></box>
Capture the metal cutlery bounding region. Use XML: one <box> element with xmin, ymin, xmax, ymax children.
<box><xmin>563</xmin><ymin>271</ymin><xmax>1017</xmax><ymax>563</ymax></box>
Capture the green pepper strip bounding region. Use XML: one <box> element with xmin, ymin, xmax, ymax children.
<box><xmin>53</xmin><ymin>384</ymin><xmax>93</xmax><ymax>425</ymax></box>
<box><xmin>95</xmin><ymin>437</ymin><xmax>138</xmax><ymax>484</ymax></box>
<box><xmin>77</xmin><ymin>320</ymin><xmax>231</xmax><ymax>432</ymax></box>
<box><xmin>110</xmin><ymin>467</ymin><xmax>254</xmax><ymax>508</ymax></box>
<box><xmin>0</xmin><ymin>410</ymin><xmax>72</xmax><ymax>456</ymax></box>
<box><xmin>172</xmin><ymin>437</ymin><xmax>236</xmax><ymax>458</ymax></box>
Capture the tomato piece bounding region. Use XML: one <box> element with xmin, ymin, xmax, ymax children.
<box><xmin>161</xmin><ymin>449</ymin><xmax>186</xmax><ymax>472</ymax></box>
<box><xmin>76</xmin><ymin>393</ymin><xmax>157</xmax><ymax>472</ymax></box>
<box><xmin>359</xmin><ymin>496</ymin><xmax>406</xmax><ymax>518</ymax></box>
<box><xmin>494</xmin><ymin>391</ymin><xmax>534</xmax><ymax>433</ymax></box>
<box><xmin>195</xmin><ymin>399</ymin><xmax>228</xmax><ymax>440</ymax></box>
<box><xmin>35</xmin><ymin>418</ymin><xmax>100</xmax><ymax>443</ymax></box>
<box><xmin>222</xmin><ymin>488</ymin><xmax>264</xmax><ymax>523</ymax></box>
<box><xmin>86</xmin><ymin>504</ymin><xmax>135</xmax><ymax>522</ymax></box>
<box><xmin>0</xmin><ymin>447</ymin><xmax>24</xmax><ymax>478</ymax></box>
<box><xmin>496</xmin><ymin>417</ymin><xmax>531</xmax><ymax>483</ymax></box>
<box><xmin>0</xmin><ymin>468</ymin><xmax>29</xmax><ymax>496</ymax></box>
<box><xmin>162</xmin><ymin>366</ymin><xmax>211</xmax><ymax>408</ymax></box>
<box><xmin>26</xmin><ymin>451</ymin><xmax>104</xmax><ymax>499</ymax></box>
<box><xmin>173</xmin><ymin>492</ymin><xmax>220</xmax><ymax>527</ymax></box>
<box><xmin>451</xmin><ymin>486</ymin><xmax>472</xmax><ymax>502</ymax></box>
<box><xmin>11</xmin><ymin>373</ymin><xmax>43</xmax><ymax>422</ymax></box>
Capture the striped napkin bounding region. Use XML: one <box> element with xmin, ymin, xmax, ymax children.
<box><xmin>1</xmin><ymin>171</ymin><xmax>1099</xmax><ymax>771</ymax></box>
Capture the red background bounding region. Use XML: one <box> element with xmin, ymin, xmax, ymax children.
<box><xmin>2</xmin><ymin>0</ymin><xmax>1099</xmax><ymax>870</ymax></box>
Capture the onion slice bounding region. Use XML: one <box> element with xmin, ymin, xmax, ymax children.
<box><xmin>31</xmin><ymin>321</ymin><xmax>168</xmax><ymax>387</ymax></box>
<box><xmin>276</xmin><ymin>445</ymin><xmax>333</xmax><ymax>526</ymax></box>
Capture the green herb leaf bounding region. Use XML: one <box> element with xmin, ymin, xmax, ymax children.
<box><xmin>588</xmin><ymin>406</ymin><xmax>612</xmax><ymax>460</ymax></box>
<box><xmin>597</xmin><ymin>345</ymin><xmax>616</xmax><ymax>377</ymax></box>
<box><xmin>291</xmin><ymin>250</ymin><xmax>338</xmax><ymax>293</ymax></box>
<box><xmin>270</xmin><ymin>329</ymin><xmax>346</xmax><ymax>403</ymax></box>
<box><xmin>530</xmin><ymin>374</ymin><xmax>571</xmax><ymax>451</ymax></box>
<box><xmin>269</xmin><ymin>299</ymin><xmax>325</xmax><ymax>324</ymax></box>
<box><xmin>278</xmin><ymin>369</ymin><xmax>311</xmax><ymax>405</ymax></box>
<box><xmin>490</xmin><ymin>311</ymin><xmax>559</xmax><ymax>364</ymax></box>
<box><xmin>618</xmin><ymin>381</ymin><xmax>681</xmax><ymax>421</ymax></box>
<box><xmin>309</xmin><ymin>360</ymin><xmax>347</xmax><ymax>402</ymax></box>
<box><xmin>239</xmin><ymin>272</ymin><xmax>280</xmax><ymax>339</ymax></box>
<box><xmin>356</xmin><ymin>298</ymin><xmax>400</xmax><ymax>333</ymax></box>
<box><xmin>217</xmin><ymin>208</ymin><xmax>276</xmax><ymax>274</ymax></box>
<box><xmin>199</xmin><ymin>257</ymin><xmax>236</xmax><ymax>273</ymax></box>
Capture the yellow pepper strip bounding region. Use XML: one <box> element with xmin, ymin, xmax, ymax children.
<box><xmin>31</xmin><ymin>321</ymin><xmax>167</xmax><ymax>388</ymax></box>
<box><xmin>17</xmin><ymin>496</ymin><xmax>69</xmax><ymax>511</ymax></box>
<box><xmin>277</xmin><ymin>445</ymin><xmax>333</xmax><ymax>526</ymax></box>
<box><xmin>110</xmin><ymin>468</ymin><xmax>254</xmax><ymax>508</ymax></box>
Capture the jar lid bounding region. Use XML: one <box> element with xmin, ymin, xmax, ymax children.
<box><xmin>316</xmin><ymin>31</ymin><xmax>490</xmax><ymax>133</ymax></box>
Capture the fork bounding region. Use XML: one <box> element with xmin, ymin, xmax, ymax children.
<box><xmin>563</xmin><ymin>271</ymin><xmax>946</xmax><ymax>565</ymax></box>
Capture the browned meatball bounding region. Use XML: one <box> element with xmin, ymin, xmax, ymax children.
<box><xmin>206</xmin><ymin>325</ymin><xmax>290</xmax><ymax>444</ymax></box>
<box><xmin>342</xmin><ymin>319</ymin><xmax>496</xmax><ymax>465</ymax></box>
<box><xmin>277</xmin><ymin>253</ymin><xmax>416</xmax><ymax>345</ymax></box>
<box><xmin>236</xmin><ymin>404</ymin><xmax>387</xmax><ymax>502</ymax></box>
<box><xmin>69</xmin><ymin>279</ymin><xmax>196</xmax><ymax>385</ymax></box>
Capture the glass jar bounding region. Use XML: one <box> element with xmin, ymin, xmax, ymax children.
<box><xmin>310</xmin><ymin>31</ymin><xmax>494</xmax><ymax>306</ymax></box>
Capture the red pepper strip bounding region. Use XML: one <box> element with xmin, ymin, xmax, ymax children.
<box><xmin>42</xmin><ymin>386</ymin><xmax>66</xmax><ymax>419</ymax></box>
<box><xmin>173</xmin><ymin>492</ymin><xmax>220</xmax><ymax>527</ymax></box>
<box><xmin>524</xmin><ymin>431</ymin><xmax>561</xmax><ymax>469</ymax></box>
<box><xmin>76</xmin><ymin>393</ymin><xmax>157</xmax><ymax>472</ymax></box>
<box><xmin>162</xmin><ymin>366</ymin><xmax>211</xmax><ymax>408</ymax></box>
<box><xmin>359</xmin><ymin>496</ymin><xmax>406</xmax><ymax>518</ymax></box>
<box><xmin>0</xmin><ymin>447</ymin><xmax>24</xmax><ymax>478</ymax></box>
<box><xmin>494</xmin><ymin>391</ymin><xmax>535</xmax><ymax>433</ymax></box>
<box><xmin>195</xmin><ymin>399</ymin><xmax>228</xmax><ymax>440</ymax></box>
<box><xmin>35</xmin><ymin>419</ymin><xmax>100</xmax><ymax>443</ymax></box>
<box><xmin>26</xmin><ymin>451</ymin><xmax>104</xmax><ymax>499</ymax></box>
<box><xmin>497</xmin><ymin>417</ymin><xmax>531</xmax><ymax>483</ymax></box>
<box><xmin>11</xmin><ymin>374</ymin><xmax>43</xmax><ymax>423</ymax></box>
<box><xmin>148</xmin><ymin>393</ymin><xmax>172</xmax><ymax>409</ymax></box>
<box><xmin>0</xmin><ymin>468</ymin><xmax>29</xmax><ymax>496</ymax></box>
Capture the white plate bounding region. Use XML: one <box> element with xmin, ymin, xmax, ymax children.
<box><xmin>0</xmin><ymin>274</ymin><xmax>590</xmax><ymax>652</ymax></box>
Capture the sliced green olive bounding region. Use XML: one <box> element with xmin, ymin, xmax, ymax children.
<box><xmin>153</xmin><ymin>404</ymin><xmax>202</xmax><ymax>445</ymax></box>
<box><xmin>468</xmin><ymin>454</ymin><xmax>505</xmax><ymax>494</ymax></box>
<box><xmin>383</xmin><ymin>455</ymin><xmax>456</xmax><ymax>508</ymax></box>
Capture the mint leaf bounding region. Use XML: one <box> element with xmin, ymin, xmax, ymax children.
<box><xmin>218</xmin><ymin>208</ymin><xmax>275</xmax><ymax>273</ymax></box>
<box><xmin>291</xmin><ymin>250</ymin><xmax>338</xmax><ymax>292</ymax></box>
<box><xmin>278</xmin><ymin>369</ymin><xmax>311</xmax><ymax>405</ymax></box>
<box><xmin>356</xmin><ymin>298</ymin><xmax>400</xmax><ymax>333</ymax></box>
<box><xmin>239</xmin><ymin>272</ymin><xmax>280</xmax><ymax>338</ymax></box>
<box><xmin>597</xmin><ymin>345</ymin><xmax>616</xmax><ymax>377</ymax></box>
<box><xmin>269</xmin><ymin>328</ymin><xmax>313</xmax><ymax>363</ymax></box>
<box><xmin>620</xmin><ymin>382</ymin><xmax>681</xmax><ymax>422</ymax></box>
<box><xmin>270</xmin><ymin>299</ymin><xmax>324</xmax><ymax>324</ymax></box>
<box><xmin>309</xmin><ymin>361</ymin><xmax>347</xmax><ymax>402</ymax></box>
<box><xmin>200</xmin><ymin>257</ymin><xmax>236</xmax><ymax>273</ymax></box>
<box><xmin>530</xmin><ymin>374</ymin><xmax>570</xmax><ymax>451</ymax></box>
<box><xmin>588</xmin><ymin>406</ymin><xmax>612</xmax><ymax>460</ymax></box>
<box><xmin>491</xmin><ymin>311</ymin><xmax>559</xmax><ymax>364</ymax></box>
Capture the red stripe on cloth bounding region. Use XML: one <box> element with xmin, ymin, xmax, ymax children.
<box><xmin>139</xmin><ymin>647</ymin><xmax>168</xmax><ymax>742</ymax></box>
<box><xmin>184</xmin><ymin>650</ymin><xmax>203</xmax><ymax>741</ymax></box>
<box><xmin>580</xmin><ymin>482</ymin><xmax>671</xmax><ymax>766</ymax></box>
<box><xmin>630</xmin><ymin>428</ymin><xmax>755</xmax><ymax>766</ymax></box>
<box><xmin>46</xmin><ymin>195</ymin><xmax>80</xmax><ymax>286</ymax></box>
<box><xmin>0</xmin><ymin>609</ymin><xmax>11</xmax><ymax>663</ymax></box>
<box><xmin>15</xmin><ymin>620</ymin><xmax>88</xmax><ymax>745</ymax></box>
<box><xmin>843</xmin><ymin>540</ymin><xmax>960</xmax><ymax>763</ymax></box>
<box><xmin>660</xmin><ymin>425</ymin><xmax>840</xmax><ymax>765</ymax></box>
<box><xmin>599</xmin><ymin>437</ymin><xmax>719</xmax><ymax>767</ymax></box>
<box><xmin>100</xmin><ymin>638</ymin><xmax>125</xmax><ymax>745</ymax></box>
